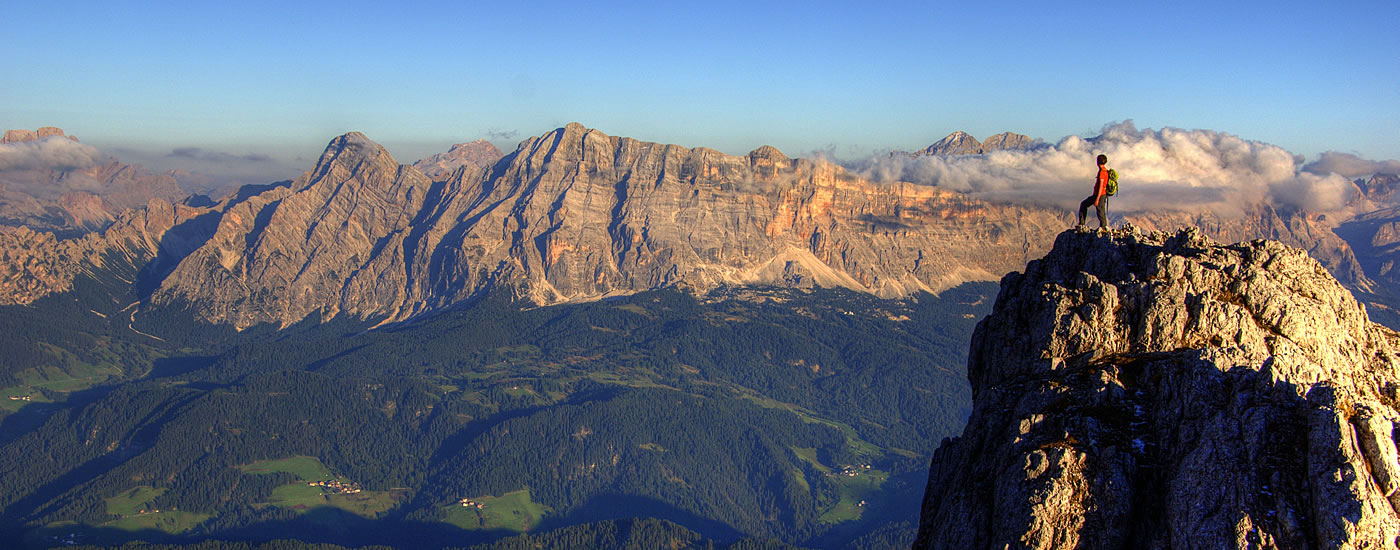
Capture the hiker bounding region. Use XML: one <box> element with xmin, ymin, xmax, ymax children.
<box><xmin>1077</xmin><ymin>154</ymin><xmax>1111</xmax><ymax>229</ymax></box>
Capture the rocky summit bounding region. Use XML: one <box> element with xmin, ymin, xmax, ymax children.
<box><xmin>916</xmin><ymin>131</ymin><xmax>1035</xmax><ymax>156</ymax></box>
<box><xmin>914</xmin><ymin>227</ymin><xmax>1400</xmax><ymax>549</ymax></box>
<box><xmin>411</xmin><ymin>139</ymin><xmax>505</xmax><ymax>178</ymax></box>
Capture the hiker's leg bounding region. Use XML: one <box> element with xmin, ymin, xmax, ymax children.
<box><xmin>1078</xmin><ymin>196</ymin><xmax>1094</xmax><ymax>226</ymax></box>
<box><xmin>1096</xmin><ymin>196</ymin><xmax>1109</xmax><ymax>228</ymax></box>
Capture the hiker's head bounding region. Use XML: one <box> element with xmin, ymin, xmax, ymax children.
<box><xmin>1096</xmin><ymin>154</ymin><xmax>1108</xmax><ymax>166</ymax></box>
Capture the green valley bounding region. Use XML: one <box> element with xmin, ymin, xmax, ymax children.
<box><xmin>0</xmin><ymin>282</ymin><xmax>994</xmax><ymax>549</ymax></box>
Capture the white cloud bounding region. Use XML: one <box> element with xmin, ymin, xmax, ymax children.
<box><xmin>1303</xmin><ymin>152</ymin><xmax>1400</xmax><ymax>179</ymax></box>
<box><xmin>0</xmin><ymin>136</ymin><xmax>101</xmax><ymax>172</ymax></box>
<box><xmin>847</xmin><ymin>121</ymin><xmax>1379</xmax><ymax>217</ymax></box>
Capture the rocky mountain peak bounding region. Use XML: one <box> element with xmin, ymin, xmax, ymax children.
<box><xmin>920</xmin><ymin>131</ymin><xmax>984</xmax><ymax>156</ymax></box>
<box><xmin>747</xmin><ymin>145</ymin><xmax>792</xmax><ymax>177</ymax></box>
<box><xmin>1363</xmin><ymin>173</ymin><xmax>1400</xmax><ymax>205</ymax></box>
<box><xmin>326</xmin><ymin>131</ymin><xmax>388</xmax><ymax>161</ymax></box>
<box><xmin>915</xmin><ymin>226</ymin><xmax>1400</xmax><ymax>548</ymax></box>
<box><xmin>2</xmin><ymin>127</ymin><xmax>78</xmax><ymax>143</ymax></box>
<box><xmin>747</xmin><ymin>145</ymin><xmax>789</xmax><ymax>163</ymax></box>
<box><xmin>296</xmin><ymin>132</ymin><xmax>403</xmax><ymax>192</ymax></box>
<box><xmin>412</xmin><ymin>139</ymin><xmax>505</xmax><ymax>179</ymax></box>
<box><xmin>979</xmin><ymin>131</ymin><xmax>1033</xmax><ymax>152</ymax></box>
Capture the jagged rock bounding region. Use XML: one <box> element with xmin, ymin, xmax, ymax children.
<box><xmin>1337</xmin><ymin>207</ymin><xmax>1400</xmax><ymax>298</ymax></box>
<box><xmin>1127</xmin><ymin>206</ymin><xmax>1372</xmax><ymax>291</ymax></box>
<box><xmin>149</xmin><ymin>124</ymin><xmax>1068</xmax><ymax>328</ymax></box>
<box><xmin>412</xmin><ymin>139</ymin><xmax>504</xmax><ymax>179</ymax></box>
<box><xmin>914</xmin><ymin>226</ymin><xmax>1400</xmax><ymax>549</ymax></box>
<box><xmin>1363</xmin><ymin>174</ymin><xmax>1400</xmax><ymax>205</ymax></box>
<box><xmin>0</xmin><ymin>198</ymin><xmax>213</xmax><ymax>305</ymax></box>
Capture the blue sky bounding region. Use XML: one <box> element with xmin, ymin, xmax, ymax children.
<box><xmin>3</xmin><ymin>0</ymin><xmax>1396</xmax><ymax>183</ymax></box>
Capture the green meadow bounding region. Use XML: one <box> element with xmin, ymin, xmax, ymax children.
<box><xmin>440</xmin><ymin>488</ymin><xmax>552</xmax><ymax>533</ymax></box>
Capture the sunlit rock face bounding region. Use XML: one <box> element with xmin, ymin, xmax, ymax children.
<box><xmin>149</xmin><ymin>124</ymin><xmax>1066</xmax><ymax>328</ymax></box>
<box><xmin>915</xmin><ymin>227</ymin><xmax>1400</xmax><ymax>549</ymax></box>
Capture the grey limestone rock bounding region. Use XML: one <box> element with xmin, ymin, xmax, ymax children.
<box><xmin>915</xmin><ymin>226</ymin><xmax>1400</xmax><ymax>549</ymax></box>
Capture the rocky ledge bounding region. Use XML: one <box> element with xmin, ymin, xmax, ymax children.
<box><xmin>915</xmin><ymin>226</ymin><xmax>1400</xmax><ymax>549</ymax></box>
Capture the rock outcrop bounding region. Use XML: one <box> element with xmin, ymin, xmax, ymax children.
<box><xmin>914</xmin><ymin>227</ymin><xmax>1400</xmax><ymax>548</ymax></box>
<box><xmin>149</xmin><ymin>124</ymin><xmax>1069</xmax><ymax>328</ymax></box>
<box><xmin>1362</xmin><ymin>174</ymin><xmax>1400</xmax><ymax>206</ymax></box>
<box><xmin>1126</xmin><ymin>205</ymin><xmax>1371</xmax><ymax>291</ymax></box>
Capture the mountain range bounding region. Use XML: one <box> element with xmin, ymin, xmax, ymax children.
<box><xmin>2</xmin><ymin>123</ymin><xmax>1400</xmax><ymax>549</ymax></box>
<box><xmin>0</xmin><ymin>128</ymin><xmax>187</xmax><ymax>237</ymax></box>
<box><xmin>2</xmin><ymin>124</ymin><xmax>1396</xmax><ymax>332</ymax></box>
<box><xmin>914</xmin><ymin>131</ymin><xmax>1035</xmax><ymax>156</ymax></box>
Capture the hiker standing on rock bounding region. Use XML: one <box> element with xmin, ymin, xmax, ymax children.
<box><xmin>1077</xmin><ymin>154</ymin><xmax>1113</xmax><ymax>229</ymax></box>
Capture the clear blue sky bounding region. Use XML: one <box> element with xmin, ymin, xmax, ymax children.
<box><xmin>3</xmin><ymin>0</ymin><xmax>1397</xmax><ymax>182</ymax></box>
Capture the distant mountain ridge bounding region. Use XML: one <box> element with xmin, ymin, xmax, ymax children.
<box><xmin>915</xmin><ymin>131</ymin><xmax>1036</xmax><ymax>156</ymax></box>
<box><xmin>2</xmin><ymin>127</ymin><xmax>78</xmax><ymax>144</ymax></box>
<box><xmin>412</xmin><ymin>139</ymin><xmax>505</xmax><ymax>178</ymax></box>
<box><xmin>147</xmin><ymin>124</ymin><xmax>1066</xmax><ymax>328</ymax></box>
<box><xmin>0</xmin><ymin>127</ymin><xmax>188</xmax><ymax>236</ymax></box>
<box><xmin>1</xmin><ymin>124</ymin><xmax>1397</xmax><ymax>332</ymax></box>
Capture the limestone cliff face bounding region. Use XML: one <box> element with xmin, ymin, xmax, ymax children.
<box><xmin>914</xmin><ymin>227</ymin><xmax>1400</xmax><ymax>549</ymax></box>
<box><xmin>0</xmin><ymin>198</ymin><xmax>211</xmax><ymax>305</ymax></box>
<box><xmin>149</xmin><ymin>124</ymin><xmax>1068</xmax><ymax>328</ymax></box>
<box><xmin>1362</xmin><ymin>174</ymin><xmax>1400</xmax><ymax>206</ymax></box>
<box><xmin>150</xmin><ymin>132</ymin><xmax>436</xmax><ymax>327</ymax></box>
<box><xmin>2</xmin><ymin>127</ymin><xmax>76</xmax><ymax>143</ymax></box>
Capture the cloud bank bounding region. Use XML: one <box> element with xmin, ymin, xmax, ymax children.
<box><xmin>849</xmin><ymin>121</ymin><xmax>1383</xmax><ymax>217</ymax></box>
<box><xmin>0</xmin><ymin>136</ymin><xmax>102</xmax><ymax>172</ymax></box>
<box><xmin>485</xmin><ymin>128</ymin><xmax>520</xmax><ymax>142</ymax></box>
<box><xmin>1303</xmin><ymin>152</ymin><xmax>1400</xmax><ymax>179</ymax></box>
<box><xmin>168</xmin><ymin>147</ymin><xmax>273</xmax><ymax>163</ymax></box>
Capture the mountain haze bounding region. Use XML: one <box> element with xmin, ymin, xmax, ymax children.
<box><xmin>0</xmin><ymin>127</ymin><xmax>187</xmax><ymax>236</ymax></box>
